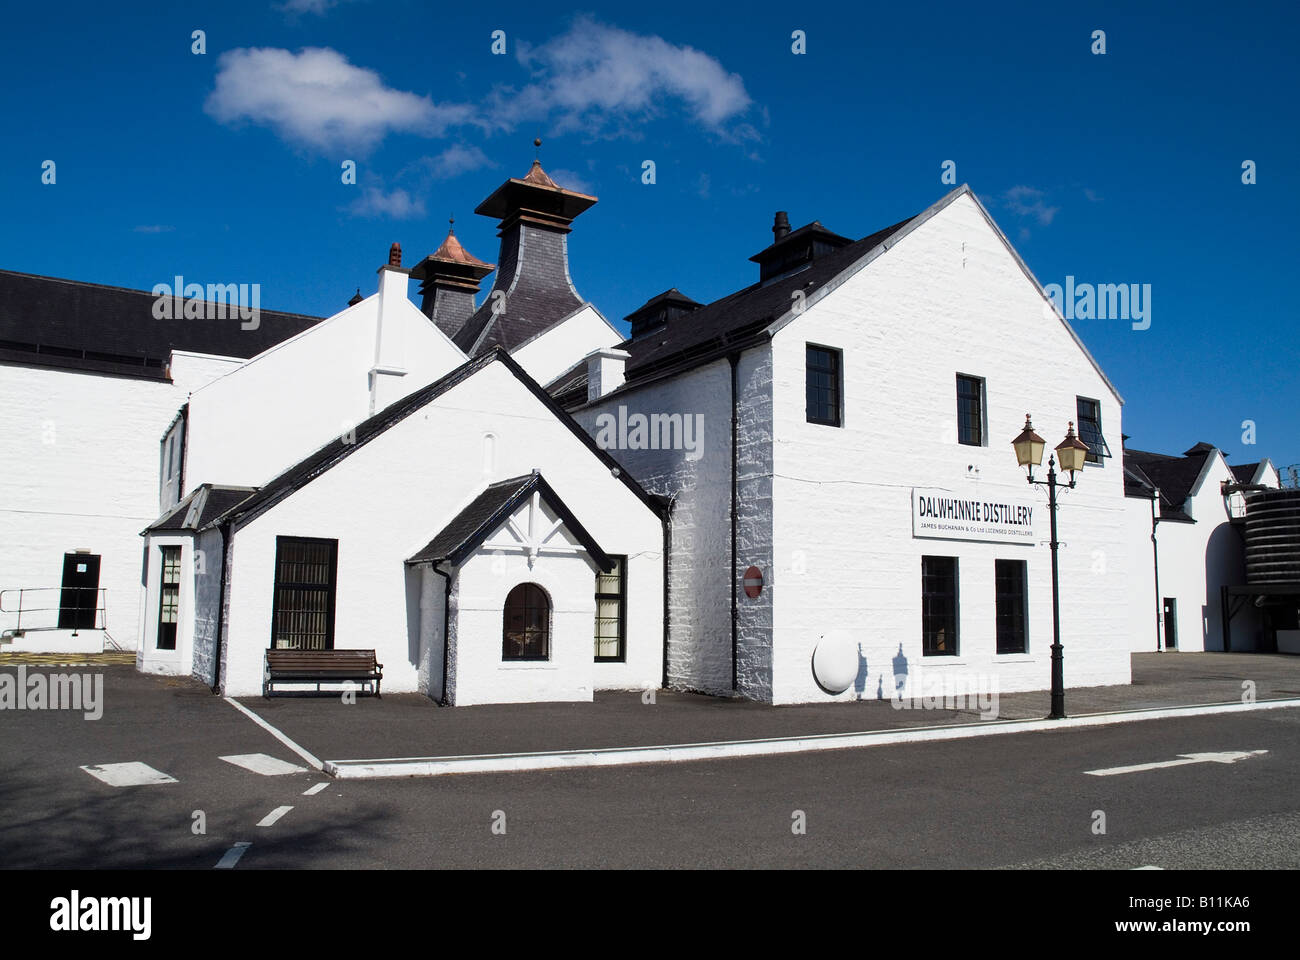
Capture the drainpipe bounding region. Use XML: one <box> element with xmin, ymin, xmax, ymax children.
<box><xmin>729</xmin><ymin>353</ymin><xmax>739</xmax><ymax>694</ymax></box>
<box><xmin>433</xmin><ymin>563</ymin><xmax>452</xmax><ymax>705</ymax></box>
<box><xmin>1151</xmin><ymin>489</ymin><xmax>1162</xmax><ymax>652</ymax></box>
<box><xmin>211</xmin><ymin>523</ymin><xmax>230</xmax><ymax>693</ymax></box>
<box><xmin>662</xmin><ymin>498</ymin><xmax>672</xmax><ymax>690</ymax></box>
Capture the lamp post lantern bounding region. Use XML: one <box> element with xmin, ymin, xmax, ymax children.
<box><xmin>1011</xmin><ymin>415</ymin><xmax>1088</xmax><ymax>719</ymax></box>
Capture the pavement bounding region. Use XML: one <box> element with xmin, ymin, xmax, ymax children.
<box><xmin>1</xmin><ymin>651</ymin><xmax>1297</xmax><ymax>869</ymax></box>
<box><xmin>227</xmin><ymin>651</ymin><xmax>1300</xmax><ymax>768</ymax></box>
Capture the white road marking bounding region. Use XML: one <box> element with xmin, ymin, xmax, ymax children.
<box><xmin>1085</xmin><ymin>749</ymin><xmax>1269</xmax><ymax>777</ymax></box>
<box><xmin>220</xmin><ymin>753</ymin><xmax>308</xmax><ymax>776</ymax></box>
<box><xmin>302</xmin><ymin>782</ymin><xmax>329</xmax><ymax>796</ymax></box>
<box><xmin>257</xmin><ymin>805</ymin><xmax>294</xmax><ymax>827</ymax></box>
<box><xmin>323</xmin><ymin>698</ymin><xmax>1300</xmax><ymax>780</ymax></box>
<box><xmin>214</xmin><ymin>842</ymin><xmax>251</xmax><ymax>869</ymax></box>
<box><xmin>1133</xmin><ymin>865</ymin><xmax>1164</xmax><ymax>870</ymax></box>
<box><xmin>80</xmin><ymin>761</ymin><xmax>177</xmax><ymax>787</ymax></box>
<box><xmin>223</xmin><ymin>697</ymin><xmax>323</xmax><ymax>770</ymax></box>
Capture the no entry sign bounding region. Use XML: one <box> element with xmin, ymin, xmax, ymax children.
<box><xmin>743</xmin><ymin>566</ymin><xmax>763</xmax><ymax>598</ymax></box>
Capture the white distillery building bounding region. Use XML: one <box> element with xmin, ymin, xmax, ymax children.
<box><xmin>5</xmin><ymin>158</ymin><xmax>1291</xmax><ymax>705</ymax></box>
<box><xmin>1122</xmin><ymin>441</ymin><xmax>1281</xmax><ymax>653</ymax></box>
<box><xmin>556</xmin><ymin>186</ymin><xmax>1136</xmax><ymax>703</ymax></box>
<box><xmin>0</xmin><ymin>270</ymin><xmax>320</xmax><ymax>653</ymax></box>
<box><xmin>135</xmin><ymin>161</ymin><xmax>662</xmax><ymax>702</ymax></box>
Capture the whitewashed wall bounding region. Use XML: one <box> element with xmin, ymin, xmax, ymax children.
<box><xmin>1124</xmin><ymin>494</ymin><xmax>1161</xmax><ymax>653</ymax></box>
<box><xmin>216</xmin><ymin>360</ymin><xmax>663</xmax><ymax>697</ymax></box>
<box><xmin>511</xmin><ymin>305</ymin><xmax>622</xmax><ymax>387</ymax></box>
<box><xmin>0</xmin><ymin>352</ymin><xmax>237</xmax><ymax>650</ymax></box>
<box><xmin>183</xmin><ymin>280</ymin><xmax>464</xmax><ymax>497</ymax></box>
<box><xmin>767</xmin><ymin>191</ymin><xmax>1131</xmax><ymax>702</ymax></box>
<box><xmin>446</xmin><ymin>547</ymin><xmax>597</xmax><ymax>705</ymax></box>
<box><xmin>574</xmin><ymin>360</ymin><xmax>736</xmax><ymax>696</ymax></box>
<box><xmin>136</xmin><ymin>533</ymin><xmax>197</xmax><ymax>677</ymax></box>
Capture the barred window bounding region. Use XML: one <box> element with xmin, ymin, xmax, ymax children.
<box><xmin>595</xmin><ymin>556</ymin><xmax>626</xmax><ymax>661</ymax></box>
<box><xmin>271</xmin><ymin>537</ymin><xmax>337</xmax><ymax>650</ymax></box>
<box><xmin>921</xmin><ymin>555</ymin><xmax>959</xmax><ymax>656</ymax></box>
<box><xmin>995</xmin><ymin>559</ymin><xmax>1028</xmax><ymax>654</ymax></box>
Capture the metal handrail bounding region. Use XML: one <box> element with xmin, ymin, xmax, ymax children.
<box><xmin>0</xmin><ymin>587</ymin><xmax>108</xmax><ymax>636</ymax></box>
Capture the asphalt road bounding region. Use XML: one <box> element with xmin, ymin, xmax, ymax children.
<box><xmin>1</xmin><ymin>666</ymin><xmax>1296</xmax><ymax>869</ymax></box>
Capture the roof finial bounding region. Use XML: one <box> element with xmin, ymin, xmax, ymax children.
<box><xmin>534</xmin><ymin>137</ymin><xmax>542</xmax><ymax>160</ymax></box>
<box><xmin>448</xmin><ymin>215</ymin><xmax>455</xmax><ymax>235</ymax></box>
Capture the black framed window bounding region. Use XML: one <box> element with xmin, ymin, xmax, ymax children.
<box><xmin>595</xmin><ymin>556</ymin><xmax>627</xmax><ymax>661</ymax></box>
<box><xmin>921</xmin><ymin>555</ymin><xmax>959</xmax><ymax>656</ymax></box>
<box><xmin>1076</xmin><ymin>396</ymin><xmax>1109</xmax><ymax>464</ymax></box>
<box><xmin>157</xmin><ymin>545</ymin><xmax>181</xmax><ymax>650</ymax></box>
<box><xmin>806</xmin><ymin>345</ymin><xmax>842</xmax><ymax>426</ymax></box>
<box><xmin>504</xmin><ymin>583</ymin><xmax>550</xmax><ymax>660</ymax></box>
<box><xmin>956</xmin><ymin>374</ymin><xmax>984</xmax><ymax>446</ymax></box>
<box><xmin>995</xmin><ymin>559</ymin><xmax>1028</xmax><ymax>654</ymax></box>
<box><xmin>271</xmin><ymin>537</ymin><xmax>337</xmax><ymax>650</ymax></box>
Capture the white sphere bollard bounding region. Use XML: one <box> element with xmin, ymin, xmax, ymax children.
<box><xmin>812</xmin><ymin>632</ymin><xmax>859</xmax><ymax>694</ymax></box>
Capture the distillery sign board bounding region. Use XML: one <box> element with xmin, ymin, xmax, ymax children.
<box><xmin>911</xmin><ymin>487</ymin><xmax>1037</xmax><ymax>544</ymax></box>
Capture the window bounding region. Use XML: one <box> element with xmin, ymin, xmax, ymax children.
<box><xmin>157</xmin><ymin>546</ymin><xmax>181</xmax><ymax>650</ymax></box>
<box><xmin>270</xmin><ymin>537</ymin><xmax>337</xmax><ymax>650</ymax></box>
<box><xmin>921</xmin><ymin>556</ymin><xmax>959</xmax><ymax>656</ymax></box>
<box><xmin>595</xmin><ymin>556</ymin><xmax>627</xmax><ymax>661</ymax></box>
<box><xmin>956</xmin><ymin>374</ymin><xmax>984</xmax><ymax>446</ymax></box>
<box><xmin>503</xmin><ymin>583</ymin><xmax>550</xmax><ymax>660</ymax></box>
<box><xmin>995</xmin><ymin>559</ymin><xmax>1028</xmax><ymax>654</ymax></box>
<box><xmin>806</xmin><ymin>345</ymin><xmax>842</xmax><ymax>426</ymax></box>
<box><xmin>1076</xmin><ymin>397</ymin><xmax>1110</xmax><ymax>464</ymax></box>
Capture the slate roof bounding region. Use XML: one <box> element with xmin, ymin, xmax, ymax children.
<box><xmin>1123</xmin><ymin>446</ymin><xmax>1215</xmax><ymax>521</ymax></box>
<box><xmin>407</xmin><ymin>472</ymin><xmax>612</xmax><ymax>571</ymax></box>
<box><xmin>201</xmin><ymin>347</ymin><xmax>666</xmax><ymax>532</ymax></box>
<box><xmin>586</xmin><ymin>216</ymin><xmax>914</xmax><ymax>393</ymax></box>
<box><xmin>1231</xmin><ymin>462</ymin><xmax>1263</xmax><ymax>484</ymax></box>
<box><xmin>0</xmin><ymin>269</ymin><xmax>322</xmax><ymax>379</ymax></box>
<box><xmin>142</xmin><ymin>484</ymin><xmax>257</xmax><ymax>534</ymax></box>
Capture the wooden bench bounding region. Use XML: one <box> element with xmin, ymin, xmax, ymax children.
<box><xmin>263</xmin><ymin>649</ymin><xmax>383</xmax><ymax>698</ymax></box>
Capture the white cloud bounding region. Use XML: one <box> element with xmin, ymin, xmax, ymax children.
<box><xmin>1002</xmin><ymin>185</ymin><xmax>1059</xmax><ymax>226</ymax></box>
<box><xmin>495</xmin><ymin>17</ymin><xmax>753</xmax><ymax>136</ymax></box>
<box><xmin>415</xmin><ymin>144</ymin><xmax>495</xmax><ymax>180</ymax></box>
<box><xmin>205</xmin><ymin>47</ymin><xmax>474</xmax><ymax>151</ymax></box>
<box><xmin>347</xmin><ymin>186</ymin><xmax>425</xmax><ymax>219</ymax></box>
<box><xmin>133</xmin><ymin>224</ymin><xmax>175</xmax><ymax>233</ymax></box>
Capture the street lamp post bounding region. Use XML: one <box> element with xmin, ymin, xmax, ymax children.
<box><xmin>1011</xmin><ymin>414</ymin><xmax>1089</xmax><ymax>720</ymax></box>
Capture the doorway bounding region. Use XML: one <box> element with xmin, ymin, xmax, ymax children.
<box><xmin>58</xmin><ymin>553</ymin><xmax>101</xmax><ymax>630</ymax></box>
<box><xmin>1162</xmin><ymin>597</ymin><xmax>1178</xmax><ymax>650</ymax></box>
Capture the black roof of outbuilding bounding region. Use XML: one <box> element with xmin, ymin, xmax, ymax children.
<box><xmin>1123</xmin><ymin>446</ymin><xmax>1215</xmax><ymax>521</ymax></box>
<box><xmin>407</xmin><ymin>472</ymin><xmax>612</xmax><ymax>571</ymax></box>
<box><xmin>1231</xmin><ymin>462</ymin><xmax>1263</xmax><ymax>484</ymax></box>
<box><xmin>142</xmin><ymin>484</ymin><xmax>257</xmax><ymax>535</ymax></box>
<box><xmin>0</xmin><ymin>269</ymin><xmax>322</xmax><ymax>379</ymax></box>
<box><xmin>202</xmin><ymin>347</ymin><xmax>666</xmax><ymax>532</ymax></box>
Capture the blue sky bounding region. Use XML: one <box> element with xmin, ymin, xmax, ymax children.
<box><xmin>2</xmin><ymin>0</ymin><xmax>1296</xmax><ymax>474</ymax></box>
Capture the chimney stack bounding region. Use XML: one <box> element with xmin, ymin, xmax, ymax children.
<box><xmin>389</xmin><ymin>242</ymin><xmax>402</xmax><ymax>268</ymax></box>
<box><xmin>586</xmin><ymin>347</ymin><xmax>630</xmax><ymax>403</ymax></box>
<box><xmin>772</xmin><ymin>211</ymin><xmax>791</xmax><ymax>241</ymax></box>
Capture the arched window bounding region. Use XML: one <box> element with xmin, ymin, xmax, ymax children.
<box><xmin>503</xmin><ymin>583</ymin><xmax>550</xmax><ymax>660</ymax></box>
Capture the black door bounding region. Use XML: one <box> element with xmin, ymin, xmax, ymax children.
<box><xmin>1162</xmin><ymin>598</ymin><xmax>1177</xmax><ymax>650</ymax></box>
<box><xmin>58</xmin><ymin>553</ymin><xmax>101</xmax><ymax>629</ymax></box>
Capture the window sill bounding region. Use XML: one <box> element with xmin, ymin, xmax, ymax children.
<box><xmin>499</xmin><ymin>662</ymin><xmax>557</xmax><ymax>670</ymax></box>
<box><xmin>993</xmin><ymin>654</ymin><xmax>1034</xmax><ymax>662</ymax></box>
